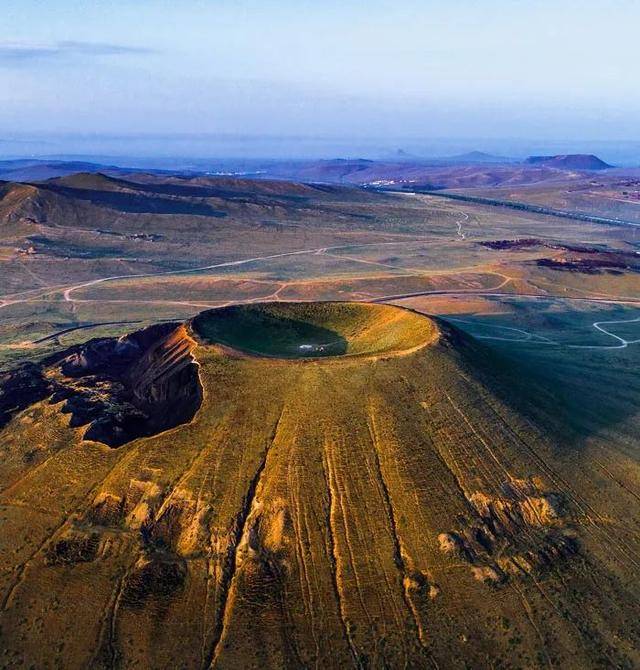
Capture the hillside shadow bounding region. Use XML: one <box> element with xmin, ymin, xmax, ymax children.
<box><xmin>120</xmin><ymin>180</ymin><xmax>311</xmax><ymax>202</ymax></box>
<box><xmin>40</xmin><ymin>183</ymin><xmax>228</xmax><ymax>217</ymax></box>
<box><xmin>451</xmin><ymin>326</ymin><xmax>640</xmax><ymax>455</ymax></box>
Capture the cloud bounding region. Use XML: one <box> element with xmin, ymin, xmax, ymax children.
<box><xmin>0</xmin><ymin>40</ymin><xmax>155</xmax><ymax>64</ymax></box>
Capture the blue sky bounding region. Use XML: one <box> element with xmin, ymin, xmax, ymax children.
<box><xmin>0</xmin><ymin>0</ymin><xmax>638</xmax><ymax>152</ymax></box>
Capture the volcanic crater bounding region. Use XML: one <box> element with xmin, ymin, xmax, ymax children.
<box><xmin>192</xmin><ymin>301</ymin><xmax>440</xmax><ymax>359</ymax></box>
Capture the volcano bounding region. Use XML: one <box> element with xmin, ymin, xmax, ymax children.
<box><xmin>0</xmin><ymin>302</ymin><xmax>638</xmax><ymax>669</ymax></box>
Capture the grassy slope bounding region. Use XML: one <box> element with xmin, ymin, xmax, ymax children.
<box><xmin>0</xmin><ymin>307</ymin><xmax>639</xmax><ymax>669</ymax></box>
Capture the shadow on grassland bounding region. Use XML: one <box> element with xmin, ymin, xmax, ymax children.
<box><xmin>449</xmin><ymin>324</ymin><xmax>640</xmax><ymax>456</ymax></box>
<box><xmin>193</xmin><ymin>305</ymin><xmax>348</xmax><ymax>358</ymax></box>
<box><xmin>40</xmin><ymin>183</ymin><xmax>228</xmax><ymax>217</ymax></box>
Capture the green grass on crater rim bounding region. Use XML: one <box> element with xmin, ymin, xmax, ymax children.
<box><xmin>191</xmin><ymin>301</ymin><xmax>438</xmax><ymax>359</ymax></box>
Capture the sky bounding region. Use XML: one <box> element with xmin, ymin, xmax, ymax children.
<box><xmin>0</xmin><ymin>0</ymin><xmax>638</xmax><ymax>157</ymax></box>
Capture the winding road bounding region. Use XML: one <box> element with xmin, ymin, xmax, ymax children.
<box><xmin>455</xmin><ymin>210</ymin><xmax>469</xmax><ymax>240</ymax></box>
<box><xmin>443</xmin><ymin>310</ymin><xmax>640</xmax><ymax>350</ymax></box>
<box><xmin>571</xmin><ymin>315</ymin><xmax>640</xmax><ymax>350</ymax></box>
<box><xmin>3</xmin><ymin>229</ymin><xmax>640</xmax><ymax>353</ymax></box>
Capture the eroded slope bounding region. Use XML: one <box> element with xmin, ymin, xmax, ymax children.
<box><xmin>0</xmin><ymin>322</ymin><xmax>201</xmax><ymax>447</ymax></box>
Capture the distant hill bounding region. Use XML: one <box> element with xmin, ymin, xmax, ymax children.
<box><xmin>0</xmin><ymin>171</ymin><xmax>380</xmax><ymax>261</ymax></box>
<box><xmin>0</xmin><ymin>159</ymin><xmax>131</xmax><ymax>182</ymax></box>
<box><xmin>444</xmin><ymin>151</ymin><xmax>515</xmax><ymax>164</ymax></box>
<box><xmin>261</xmin><ymin>158</ymin><xmax>378</xmax><ymax>183</ymax></box>
<box><xmin>525</xmin><ymin>154</ymin><xmax>613</xmax><ymax>170</ymax></box>
<box><xmin>259</xmin><ymin>158</ymin><xmax>591</xmax><ymax>189</ymax></box>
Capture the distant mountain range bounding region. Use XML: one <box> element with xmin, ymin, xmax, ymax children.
<box><xmin>0</xmin><ymin>152</ymin><xmax>618</xmax><ymax>188</ymax></box>
<box><xmin>0</xmin><ymin>159</ymin><xmax>139</xmax><ymax>182</ymax></box>
<box><xmin>441</xmin><ymin>151</ymin><xmax>517</xmax><ymax>164</ymax></box>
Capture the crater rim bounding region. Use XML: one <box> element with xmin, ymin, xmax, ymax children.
<box><xmin>190</xmin><ymin>300</ymin><xmax>440</xmax><ymax>361</ymax></box>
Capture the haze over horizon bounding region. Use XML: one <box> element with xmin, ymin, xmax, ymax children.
<box><xmin>1</xmin><ymin>0</ymin><xmax>639</xmax><ymax>160</ymax></box>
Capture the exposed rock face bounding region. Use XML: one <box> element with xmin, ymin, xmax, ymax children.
<box><xmin>121</xmin><ymin>554</ymin><xmax>187</xmax><ymax>606</ymax></box>
<box><xmin>438</xmin><ymin>478</ymin><xmax>578</xmax><ymax>585</ymax></box>
<box><xmin>0</xmin><ymin>322</ymin><xmax>202</xmax><ymax>447</ymax></box>
<box><xmin>44</xmin><ymin>532</ymin><xmax>101</xmax><ymax>566</ymax></box>
<box><xmin>479</xmin><ymin>238</ymin><xmax>640</xmax><ymax>274</ymax></box>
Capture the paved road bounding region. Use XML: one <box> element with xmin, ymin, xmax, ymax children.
<box><xmin>1</xmin><ymin>239</ymin><xmax>431</xmax><ymax>310</ymax></box>
<box><xmin>443</xmin><ymin>308</ymin><xmax>640</xmax><ymax>350</ymax></box>
<box><xmin>3</xmin><ymin>230</ymin><xmax>640</xmax><ymax>352</ymax></box>
<box><xmin>389</xmin><ymin>188</ymin><xmax>640</xmax><ymax>229</ymax></box>
<box><xmin>31</xmin><ymin>320</ymin><xmax>145</xmax><ymax>344</ymax></box>
<box><xmin>572</xmin><ymin>315</ymin><xmax>640</xmax><ymax>350</ymax></box>
<box><xmin>374</xmin><ymin>289</ymin><xmax>640</xmax><ymax>306</ymax></box>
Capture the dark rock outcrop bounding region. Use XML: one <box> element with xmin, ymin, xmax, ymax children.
<box><xmin>0</xmin><ymin>323</ymin><xmax>202</xmax><ymax>447</ymax></box>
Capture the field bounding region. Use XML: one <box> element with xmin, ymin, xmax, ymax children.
<box><xmin>451</xmin><ymin>171</ymin><xmax>640</xmax><ymax>226</ymax></box>
<box><xmin>2</xmin><ymin>175</ymin><xmax>638</xmax><ymax>368</ymax></box>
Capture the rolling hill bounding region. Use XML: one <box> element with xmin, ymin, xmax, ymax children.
<box><xmin>0</xmin><ymin>302</ymin><xmax>638</xmax><ymax>669</ymax></box>
<box><xmin>0</xmin><ymin>160</ymin><xmax>137</xmax><ymax>183</ymax></box>
<box><xmin>257</xmin><ymin>159</ymin><xmax>604</xmax><ymax>190</ymax></box>
<box><xmin>0</xmin><ymin>171</ymin><xmax>411</xmax><ymax>286</ymax></box>
<box><xmin>525</xmin><ymin>154</ymin><xmax>613</xmax><ymax>170</ymax></box>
